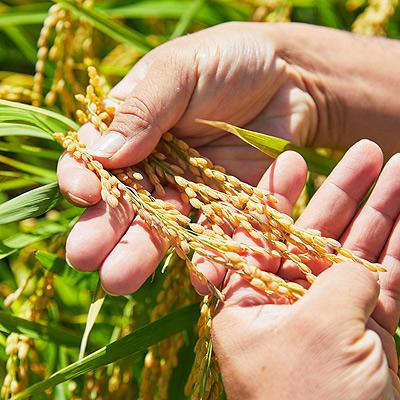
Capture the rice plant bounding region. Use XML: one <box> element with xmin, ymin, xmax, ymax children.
<box><xmin>0</xmin><ymin>1</ymin><xmax>399</xmax><ymax>399</ymax></box>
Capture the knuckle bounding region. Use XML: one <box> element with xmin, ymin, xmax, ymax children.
<box><xmin>347</xmin><ymin>330</ymin><xmax>389</xmax><ymax>398</ymax></box>
<box><xmin>112</xmin><ymin>95</ymin><xmax>156</xmax><ymax>134</ymax></box>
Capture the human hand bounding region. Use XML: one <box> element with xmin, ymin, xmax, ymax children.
<box><xmin>59</xmin><ymin>21</ymin><xmax>400</xmax><ymax>295</ymax></box>
<box><xmin>59</xmin><ymin>22</ymin><xmax>320</xmax><ymax>293</ymax></box>
<box><xmin>212</xmin><ymin>140</ymin><xmax>400</xmax><ymax>400</ymax></box>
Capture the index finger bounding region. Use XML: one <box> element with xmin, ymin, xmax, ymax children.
<box><xmin>57</xmin><ymin>123</ymin><xmax>102</xmax><ymax>206</ymax></box>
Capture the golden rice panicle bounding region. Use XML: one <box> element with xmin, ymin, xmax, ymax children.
<box><xmin>44</xmin><ymin>9</ymin><xmax>73</xmax><ymax>107</ymax></box>
<box><xmin>52</xmin><ymin>130</ymin><xmax>124</xmax><ymax>208</ymax></box>
<box><xmin>251</xmin><ymin>0</ymin><xmax>292</xmax><ymax>23</ymax></box>
<box><xmin>141</xmin><ymin>255</ymin><xmax>197</xmax><ymax>399</ymax></box>
<box><xmin>2</xmin><ymin>246</ymin><xmax>59</xmax><ymax>397</ymax></box>
<box><xmin>0</xmin><ymin>85</ymin><xmax>39</xmax><ymax>103</ymax></box>
<box><xmin>185</xmin><ymin>296</ymin><xmax>223</xmax><ymax>400</ymax></box>
<box><xmin>106</xmin><ymin>301</ymin><xmax>136</xmax><ymax>398</ymax></box>
<box><xmin>33</xmin><ymin>4</ymin><xmax>64</xmax><ymax>106</ymax></box>
<box><xmin>2</xmin><ymin>333</ymin><xmax>28</xmax><ymax>399</ymax></box>
<box><xmin>75</xmin><ymin>66</ymin><xmax>114</xmax><ymax>133</ymax></box>
<box><xmin>352</xmin><ymin>0</ymin><xmax>397</xmax><ymax>36</ymax></box>
<box><xmin>59</xmin><ymin>77</ymin><xmax>386</xmax><ymax>306</ymax></box>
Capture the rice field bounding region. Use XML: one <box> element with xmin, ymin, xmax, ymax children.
<box><xmin>0</xmin><ymin>1</ymin><xmax>399</xmax><ymax>399</ymax></box>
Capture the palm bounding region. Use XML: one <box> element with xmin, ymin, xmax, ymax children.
<box><xmin>193</xmin><ymin>136</ymin><xmax>269</xmax><ymax>185</ymax></box>
<box><xmin>210</xmin><ymin>140</ymin><xmax>400</xmax><ymax>400</ymax></box>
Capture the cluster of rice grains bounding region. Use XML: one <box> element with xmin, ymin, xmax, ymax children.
<box><xmin>351</xmin><ymin>0</ymin><xmax>398</xmax><ymax>35</ymax></box>
<box><xmin>141</xmin><ymin>254</ymin><xmax>197</xmax><ymax>400</ymax></box>
<box><xmin>33</xmin><ymin>0</ymin><xmax>96</xmax><ymax>113</ymax></box>
<box><xmin>70</xmin><ymin>301</ymin><xmax>137</xmax><ymax>400</ymax></box>
<box><xmin>50</xmin><ymin>66</ymin><xmax>388</xmax><ymax>398</ymax></box>
<box><xmin>246</xmin><ymin>0</ymin><xmax>292</xmax><ymax>22</ymax></box>
<box><xmin>1</xmin><ymin>235</ymin><xmax>64</xmax><ymax>399</ymax></box>
<box><xmin>185</xmin><ymin>296</ymin><xmax>222</xmax><ymax>399</ymax></box>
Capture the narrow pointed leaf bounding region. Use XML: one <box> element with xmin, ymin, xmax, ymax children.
<box><xmin>170</xmin><ymin>0</ymin><xmax>205</xmax><ymax>39</ymax></box>
<box><xmin>2</xmin><ymin>26</ymin><xmax>37</xmax><ymax>64</ymax></box>
<box><xmin>0</xmin><ymin>141</ymin><xmax>60</xmax><ymax>160</ymax></box>
<box><xmin>0</xmin><ymin>177</ymin><xmax>39</xmax><ymax>191</ymax></box>
<box><xmin>0</xmin><ymin>154</ymin><xmax>56</xmax><ymax>180</ymax></box>
<box><xmin>0</xmin><ymin>182</ymin><xmax>60</xmax><ymax>224</ymax></box>
<box><xmin>0</xmin><ymin>122</ymin><xmax>51</xmax><ymax>139</ymax></box>
<box><xmin>11</xmin><ymin>303</ymin><xmax>199</xmax><ymax>400</ymax></box>
<box><xmin>56</xmin><ymin>0</ymin><xmax>152</xmax><ymax>52</ymax></box>
<box><xmin>0</xmin><ymin>100</ymin><xmax>79</xmax><ymax>130</ymax></box>
<box><xmin>79</xmin><ymin>281</ymin><xmax>106</xmax><ymax>359</ymax></box>
<box><xmin>35</xmin><ymin>251</ymin><xmax>67</xmax><ymax>275</ymax></box>
<box><xmin>198</xmin><ymin>119</ymin><xmax>337</xmax><ymax>176</ymax></box>
<box><xmin>0</xmin><ymin>311</ymin><xmax>82</xmax><ymax>347</ymax></box>
<box><xmin>0</xmin><ymin>11</ymin><xmax>47</xmax><ymax>26</ymax></box>
<box><xmin>0</xmin><ymin>223</ymin><xmax>66</xmax><ymax>260</ymax></box>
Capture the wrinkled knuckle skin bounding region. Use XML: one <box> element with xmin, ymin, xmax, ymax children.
<box><xmin>112</xmin><ymin>95</ymin><xmax>156</xmax><ymax>135</ymax></box>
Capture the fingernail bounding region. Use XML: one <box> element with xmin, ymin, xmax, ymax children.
<box><xmin>67</xmin><ymin>192</ymin><xmax>92</xmax><ymax>207</ymax></box>
<box><xmin>90</xmin><ymin>132</ymin><xmax>126</xmax><ymax>158</ymax></box>
<box><xmin>65</xmin><ymin>254</ymin><xmax>77</xmax><ymax>271</ymax></box>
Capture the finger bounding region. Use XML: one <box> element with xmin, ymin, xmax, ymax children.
<box><xmin>57</xmin><ymin>123</ymin><xmax>102</xmax><ymax>206</ymax></box>
<box><xmin>99</xmin><ymin>186</ymin><xmax>191</xmax><ymax>295</ymax></box>
<box><xmin>233</xmin><ymin>150</ymin><xmax>308</xmax><ymax>272</ymax></box>
<box><xmin>65</xmin><ymin>172</ymin><xmax>153</xmax><ymax>272</ymax></box>
<box><xmin>280</xmin><ymin>139</ymin><xmax>383</xmax><ymax>281</ymax></box>
<box><xmin>204</xmin><ymin>151</ymin><xmax>307</xmax><ymax>302</ymax></box>
<box><xmin>57</xmin><ymin>152</ymin><xmax>101</xmax><ymax>207</ymax></box>
<box><xmin>373</xmin><ymin>213</ymin><xmax>400</xmax><ymax>335</ymax></box>
<box><xmin>190</xmin><ymin>212</ymin><xmax>235</xmax><ymax>295</ymax></box>
<box><xmin>296</xmin><ymin>140</ymin><xmax>383</xmax><ymax>237</ymax></box>
<box><xmin>88</xmin><ymin>46</ymin><xmax>198</xmax><ymax>169</ymax></box>
<box><xmin>300</xmin><ymin>263</ymin><xmax>379</xmax><ymax>324</ymax></box>
<box><xmin>340</xmin><ymin>154</ymin><xmax>400</xmax><ymax>262</ymax></box>
<box><xmin>66</xmin><ymin>198</ymin><xmax>135</xmax><ymax>272</ymax></box>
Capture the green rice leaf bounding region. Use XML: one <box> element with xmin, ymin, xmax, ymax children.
<box><xmin>198</xmin><ymin>119</ymin><xmax>337</xmax><ymax>176</ymax></box>
<box><xmin>0</xmin><ymin>177</ymin><xmax>38</xmax><ymax>191</ymax></box>
<box><xmin>0</xmin><ymin>141</ymin><xmax>60</xmax><ymax>160</ymax></box>
<box><xmin>35</xmin><ymin>251</ymin><xmax>67</xmax><ymax>275</ymax></box>
<box><xmin>0</xmin><ymin>182</ymin><xmax>60</xmax><ymax>224</ymax></box>
<box><xmin>79</xmin><ymin>281</ymin><xmax>106</xmax><ymax>359</ymax></box>
<box><xmin>0</xmin><ymin>154</ymin><xmax>56</xmax><ymax>180</ymax></box>
<box><xmin>56</xmin><ymin>0</ymin><xmax>153</xmax><ymax>53</ymax></box>
<box><xmin>107</xmin><ymin>0</ymin><xmax>219</xmax><ymax>25</ymax></box>
<box><xmin>0</xmin><ymin>100</ymin><xmax>79</xmax><ymax>131</ymax></box>
<box><xmin>0</xmin><ymin>311</ymin><xmax>82</xmax><ymax>347</ymax></box>
<box><xmin>0</xmin><ymin>3</ymin><xmax>49</xmax><ymax>26</ymax></box>
<box><xmin>170</xmin><ymin>0</ymin><xmax>206</xmax><ymax>39</ymax></box>
<box><xmin>0</xmin><ymin>122</ymin><xmax>52</xmax><ymax>139</ymax></box>
<box><xmin>11</xmin><ymin>303</ymin><xmax>199</xmax><ymax>400</ymax></box>
<box><xmin>1</xmin><ymin>26</ymin><xmax>37</xmax><ymax>64</ymax></box>
<box><xmin>0</xmin><ymin>223</ymin><xmax>66</xmax><ymax>260</ymax></box>
<box><xmin>0</xmin><ymin>11</ymin><xmax>47</xmax><ymax>26</ymax></box>
<box><xmin>36</xmin><ymin>251</ymin><xmax>95</xmax><ymax>288</ymax></box>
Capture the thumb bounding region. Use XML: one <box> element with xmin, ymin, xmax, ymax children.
<box><xmin>301</xmin><ymin>262</ymin><xmax>380</xmax><ymax>323</ymax></box>
<box><xmin>90</xmin><ymin>46</ymin><xmax>197</xmax><ymax>169</ymax></box>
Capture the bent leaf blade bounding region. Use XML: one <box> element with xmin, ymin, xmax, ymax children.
<box><xmin>198</xmin><ymin>119</ymin><xmax>337</xmax><ymax>176</ymax></box>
